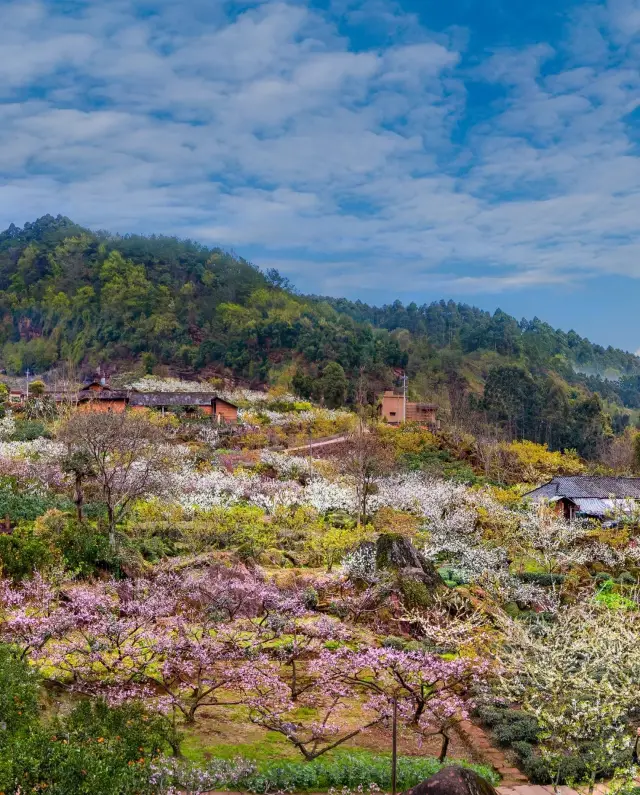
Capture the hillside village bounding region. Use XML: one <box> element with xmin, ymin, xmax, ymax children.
<box><xmin>2</xmin><ymin>363</ymin><xmax>640</xmax><ymax>794</ymax></box>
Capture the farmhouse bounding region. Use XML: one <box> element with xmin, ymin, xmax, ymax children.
<box><xmin>378</xmin><ymin>390</ymin><xmax>438</xmax><ymax>428</ymax></box>
<box><xmin>75</xmin><ymin>382</ymin><xmax>238</xmax><ymax>423</ymax></box>
<box><xmin>525</xmin><ymin>475</ymin><xmax>640</xmax><ymax>520</ymax></box>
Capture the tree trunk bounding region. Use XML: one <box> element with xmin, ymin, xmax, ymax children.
<box><xmin>74</xmin><ymin>475</ymin><xmax>84</xmax><ymax>522</ymax></box>
<box><xmin>107</xmin><ymin>505</ymin><xmax>116</xmax><ymax>548</ymax></box>
<box><xmin>438</xmin><ymin>732</ymin><xmax>450</xmax><ymax>763</ymax></box>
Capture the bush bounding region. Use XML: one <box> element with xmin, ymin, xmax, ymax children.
<box><xmin>381</xmin><ymin>636</ymin><xmax>407</xmax><ymax>650</ymax></box>
<box><xmin>0</xmin><ymin>526</ymin><xmax>56</xmax><ymax>580</ymax></box>
<box><xmin>34</xmin><ymin>512</ymin><xmax>118</xmax><ymax>577</ymax></box>
<box><xmin>218</xmin><ymin>752</ymin><xmax>499</xmax><ymax>793</ymax></box>
<box><xmin>517</xmin><ymin>572</ymin><xmax>566</xmax><ymax>587</ymax></box>
<box><xmin>493</xmin><ymin>716</ymin><xmax>539</xmax><ymax>745</ymax></box>
<box><xmin>0</xmin><ymin>478</ymin><xmax>72</xmax><ymax>524</ymax></box>
<box><xmin>399</xmin><ymin>578</ymin><xmax>433</xmax><ymax>609</ymax></box>
<box><xmin>10</xmin><ymin>419</ymin><xmax>49</xmax><ymax>441</ymax></box>
<box><xmin>0</xmin><ymin>645</ymin><xmax>39</xmax><ymax>742</ymax></box>
<box><xmin>0</xmin><ymin>700</ymin><xmax>178</xmax><ymax>795</ymax></box>
<box><xmin>302</xmin><ymin>586</ymin><xmax>319</xmax><ymax>610</ymax></box>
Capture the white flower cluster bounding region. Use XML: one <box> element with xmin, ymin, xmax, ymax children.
<box><xmin>0</xmin><ymin>413</ymin><xmax>15</xmax><ymax>441</ymax></box>
<box><xmin>0</xmin><ymin>438</ymin><xmax>66</xmax><ymax>462</ymax></box>
<box><xmin>238</xmin><ymin>407</ymin><xmax>353</xmax><ymax>427</ymax></box>
<box><xmin>259</xmin><ymin>450</ymin><xmax>318</xmax><ymax>479</ymax></box>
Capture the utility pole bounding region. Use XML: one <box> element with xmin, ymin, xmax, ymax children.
<box><xmin>401</xmin><ymin>372</ymin><xmax>407</xmax><ymax>424</ymax></box>
<box><xmin>391</xmin><ymin>697</ymin><xmax>398</xmax><ymax>795</ymax></box>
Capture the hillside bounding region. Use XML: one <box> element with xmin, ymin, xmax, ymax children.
<box><xmin>1</xmin><ymin>214</ymin><xmax>639</xmax><ymax>456</ymax></box>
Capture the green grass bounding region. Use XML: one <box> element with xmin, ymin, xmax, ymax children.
<box><xmin>180</xmin><ymin>733</ymin><xmax>296</xmax><ymax>764</ymax></box>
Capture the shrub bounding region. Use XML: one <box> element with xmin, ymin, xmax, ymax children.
<box><xmin>381</xmin><ymin>636</ymin><xmax>407</xmax><ymax>650</ymax></box>
<box><xmin>0</xmin><ymin>699</ymin><xmax>178</xmax><ymax>795</ymax></box>
<box><xmin>34</xmin><ymin>511</ymin><xmax>117</xmax><ymax>577</ymax></box>
<box><xmin>517</xmin><ymin>572</ymin><xmax>566</xmax><ymax>587</ymax></box>
<box><xmin>10</xmin><ymin>419</ymin><xmax>50</xmax><ymax>442</ymax></box>
<box><xmin>202</xmin><ymin>752</ymin><xmax>499</xmax><ymax>793</ymax></box>
<box><xmin>0</xmin><ymin>526</ymin><xmax>56</xmax><ymax>580</ymax></box>
<box><xmin>399</xmin><ymin>578</ymin><xmax>433</xmax><ymax>609</ymax></box>
<box><xmin>0</xmin><ymin>645</ymin><xmax>39</xmax><ymax>742</ymax></box>
<box><xmin>302</xmin><ymin>586</ymin><xmax>319</xmax><ymax>610</ymax></box>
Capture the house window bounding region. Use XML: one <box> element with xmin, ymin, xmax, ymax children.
<box><xmin>390</xmin><ymin>411</ymin><xmax>396</xmax><ymax>416</ymax></box>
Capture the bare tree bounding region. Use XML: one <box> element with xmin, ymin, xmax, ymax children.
<box><xmin>342</xmin><ymin>427</ymin><xmax>395</xmax><ymax>525</ymax></box>
<box><xmin>59</xmin><ymin>412</ymin><xmax>171</xmax><ymax>545</ymax></box>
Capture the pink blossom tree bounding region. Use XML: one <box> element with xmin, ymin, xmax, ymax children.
<box><xmin>318</xmin><ymin>646</ymin><xmax>487</xmax><ymax>762</ymax></box>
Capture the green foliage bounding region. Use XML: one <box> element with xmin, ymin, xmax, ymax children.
<box><xmin>0</xmin><ymin>477</ymin><xmax>71</xmax><ymax>523</ymax></box>
<box><xmin>34</xmin><ymin>512</ymin><xmax>117</xmax><ymax>577</ymax></box>
<box><xmin>0</xmin><ymin>700</ymin><xmax>177</xmax><ymax>795</ymax></box>
<box><xmin>320</xmin><ymin>362</ymin><xmax>348</xmax><ymax>409</ymax></box>
<box><xmin>0</xmin><ymin>526</ymin><xmax>56</xmax><ymax>580</ymax></box>
<box><xmin>10</xmin><ymin>419</ymin><xmax>49</xmax><ymax>441</ymax></box>
<box><xmin>594</xmin><ymin>581</ymin><xmax>637</xmax><ymax>610</ymax></box>
<box><xmin>398</xmin><ymin>578</ymin><xmax>433</xmax><ymax>609</ymax></box>
<box><xmin>0</xmin><ymin>645</ymin><xmax>40</xmax><ymax>743</ymax></box>
<box><xmin>28</xmin><ymin>380</ymin><xmax>46</xmax><ymax>397</ymax></box>
<box><xmin>517</xmin><ymin>572</ymin><xmax>566</xmax><ymax>587</ymax></box>
<box><xmin>231</xmin><ymin>751</ymin><xmax>498</xmax><ymax>793</ymax></box>
<box><xmin>1</xmin><ymin>216</ymin><xmax>639</xmax><ymax>455</ymax></box>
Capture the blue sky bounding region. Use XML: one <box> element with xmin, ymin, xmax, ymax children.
<box><xmin>2</xmin><ymin>0</ymin><xmax>640</xmax><ymax>351</ymax></box>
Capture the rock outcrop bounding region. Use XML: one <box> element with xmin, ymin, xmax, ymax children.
<box><xmin>402</xmin><ymin>765</ymin><xmax>498</xmax><ymax>795</ymax></box>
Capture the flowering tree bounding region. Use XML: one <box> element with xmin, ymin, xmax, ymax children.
<box><xmin>238</xmin><ymin>657</ymin><xmax>385</xmax><ymax>761</ymax></box>
<box><xmin>1</xmin><ymin>574</ymin><xmax>251</xmax><ymax>724</ymax></box>
<box><xmin>59</xmin><ymin>412</ymin><xmax>174</xmax><ymax>544</ymax></box>
<box><xmin>323</xmin><ymin>647</ymin><xmax>487</xmax><ymax>762</ymax></box>
<box><xmin>248</xmin><ymin>610</ymin><xmax>351</xmax><ymax>700</ymax></box>
<box><xmin>494</xmin><ymin>603</ymin><xmax>640</xmax><ymax>791</ymax></box>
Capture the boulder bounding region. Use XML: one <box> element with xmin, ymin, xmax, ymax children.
<box><xmin>376</xmin><ymin>534</ymin><xmax>442</xmax><ymax>591</ymax></box>
<box><xmin>402</xmin><ymin>765</ymin><xmax>498</xmax><ymax>795</ymax></box>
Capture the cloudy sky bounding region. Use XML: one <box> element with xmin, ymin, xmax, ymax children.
<box><xmin>1</xmin><ymin>0</ymin><xmax>640</xmax><ymax>349</ymax></box>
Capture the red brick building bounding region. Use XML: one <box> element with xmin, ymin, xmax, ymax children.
<box><xmin>379</xmin><ymin>391</ymin><xmax>438</xmax><ymax>428</ymax></box>
<box><xmin>74</xmin><ymin>382</ymin><xmax>238</xmax><ymax>423</ymax></box>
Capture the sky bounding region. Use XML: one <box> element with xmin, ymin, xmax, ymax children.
<box><xmin>1</xmin><ymin>0</ymin><xmax>640</xmax><ymax>351</ymax></box>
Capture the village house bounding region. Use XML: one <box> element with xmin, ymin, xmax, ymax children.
<box><xmin>75</xmin><ymin>381</ymin><xmax>238</xmax><ymax>423</ymax></box>
<box><xmin>378</xmin><ymin>390</ymin><xmax>438</xmax><ymax>428</ymax></box>
<box><xmin>525</xmin><ymin>475</ymin><xmax>640</xmax><ymax>520</ymax></box>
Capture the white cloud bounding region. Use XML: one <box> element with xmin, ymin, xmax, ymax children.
<box><xmin>1</xmin><ymin>0</ymin><xmax>640</xmax><ymax>296</ymax></box>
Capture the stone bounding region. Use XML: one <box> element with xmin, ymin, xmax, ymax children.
<box><xmin>376</xmin><ymin>533</ymin><xmax>442</xmax><ymax>590</ymax></box>
<box><xmin>402</xmin><ymin>765</ymin><xmax>499</xmax><ymax>795</ymax></box>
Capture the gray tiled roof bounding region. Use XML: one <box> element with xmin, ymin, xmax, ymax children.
<box><xmin>526</xmin><ymin>476</ymin><xmax>640</xmax><ymax>500</ymax></box>
<box><xmin>129</xmin><ymin>392</ymin><xmax>217</xmax><ymax>407</ymax></box>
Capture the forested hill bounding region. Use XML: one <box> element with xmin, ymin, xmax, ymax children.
<box><xmin>2</xmin><ymin>214</ymin><xmax>640</xmax><ymax>450</ymax></box>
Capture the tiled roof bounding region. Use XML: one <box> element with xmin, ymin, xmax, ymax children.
<box><xmin>526</xmin><ymin>476</ymin><xmax>640</xmax><ymax>500</ymax></box>
<box><xmin>77</xmin><ymin>390</ymin><xmax>129</xmax><ymax>401</ymax></box>
<box><xmin>129</xmin><ymin>392</ymin><xmax>217</xmax><ymax>407</ymax></box>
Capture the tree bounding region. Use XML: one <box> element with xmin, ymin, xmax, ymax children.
<box><xmin>28</xmin><ymin>380</ymin><xmax>46</xmax><ymax>397</ymax></box>
<box><xmin>494</xmin><ymin>603</ymin><xmax>640</xmax><ymax>791</ymax></box>
<box><xmin>59</xmin><ymin>412</ymin><xmax>172</xmax><ymax>545</ymax></box>
<box><xmin>61</xmin><ymin>450</ymin><xmax>95</xmax><ymax>522</ymax></box>
<box><xmin>320</xmin><ymin>363</ymin><xmax>348</xmax><ymax>409</ymax></box>
<box><xmin>325</xmin><ymin>646</ymin><xmax>485</xmax><ymax>763</ymax></box>
<box><xmin>342</xmin><ymin>428</ymin><xmax>395</xmax><ymax>524</ymax></box>
<box><xmin>240</xmin><ymin>657</ymin><xmax>385</xmax><ymax>761</ymax></box>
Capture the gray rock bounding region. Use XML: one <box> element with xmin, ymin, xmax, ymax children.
<box><xmin>402</xmin><ymin>765</ymin><xmax>498</xmax><ymax>795</ymax></box>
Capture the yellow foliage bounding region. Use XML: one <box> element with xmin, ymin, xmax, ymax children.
<box><xmin>373</xmin><ymin>507</ymin><xmax>420</xmax><ymax>537</ymax></box>
<box><xmin>377</xmin><ymin>424</ymin><xmax>439</xmax><ymax>457</ymax></box>
<box><xmin>306</xmin><ymin>522</ymin><xmax>373</xmax><ymax>571</ymax></box>
<box><xmin>496</xmin><ymin>440</ymin><xmax>585</xmax><ymax>484</ymax></box>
